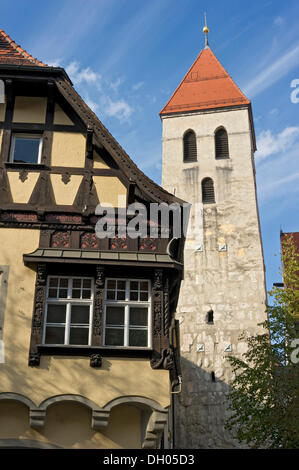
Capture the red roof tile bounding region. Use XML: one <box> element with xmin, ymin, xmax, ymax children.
<box><xmin>160</xmin><ymin>47</ymin><xmax>250</xmax><ymax>115</ymax></box>
<box><xmin>0</xmin><ymin>29</ymin><xmax>46</xmax><ymax>67</ymax></box>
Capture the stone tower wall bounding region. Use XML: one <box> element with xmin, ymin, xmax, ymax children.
<box><xmin>161</xmin><ymin>107</ymin><xmax>267</xmax><ymax>448</ymax></box>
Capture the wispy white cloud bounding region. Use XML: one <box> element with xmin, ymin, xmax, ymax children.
<box><xmin>132</xmin><ymin>81</ymin><xmax>145</xmax><ymax>91</ymax></box>
<box><xmin>256</xmin><ymin>126</ymin><xmax>299</xmax><ymax>204</ymax></box>
<box><xmin>84</xmin><ymin>96</ymin><xmax>99</xmax><ymax>113</ymax></box>
<box><xmin>109</xmin><ymin>77</ymin><xmax>125</xmax><ymax>93</ymax></box>
<box><xmin>103</xmin><ymin>98</ymin><xmax>134</xmax><ymax>122</ymax></box>
<box><xmin>255</xmin><ymin>126</ymin><xmax>299</xmax><ymax>161</ymax></box>
<box><xmin>44</xmin><ymin>58</ymin><xmax>63</xmax><ymax>67</ymax></box>
<box><xmin>66</xmin><ymin>61</ymin><xmax>100</xmax><ymax>86</ymax></box>
<box><xmin>244</xmin><ymin>42</ymin><xmax>299</xmax><ymax>98</ymax></box>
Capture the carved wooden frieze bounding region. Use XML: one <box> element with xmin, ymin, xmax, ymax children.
<box><xmin>45</xmin><ymin>214</ymin><xmax>82</xmax><ymax>224</ymax></box>
<box><xmin>139</xmin><ymin>237</ymin><xmax>157</xmax><ymax>252</ymax></box>
<box><xmin>152</xmin><ymin>269</ymin><xmax>163</xmax><ymax>339</ymax></box>
<box><xmin>61</xmin><ymin>172</ymin><xmax>71</xmax><ymax>185</ymax></box>
<box><xmin>150</xmin><ymin>348</ymin><xmax>174</xmax><ymax>370</ymax></box>
<box><xmin>110</xmin><ymin>235</ymin><xmax>128</xmax><ymax>250</ymax></box>
<box><xmin>1</xmin><ymin>212</ymin><xmax>38</xmax><ymax>223</ymax></box>
<box><xmin>51</xmin><ymin>230</ymin><xmax>71</xmax><ymax>248</ymax></box>
<box><xmin>92</xmin><ymin>266</ymin><xmax>105</xmax><ymax>346</ymax></box>
<box><xmin>28</xmin><ymin>263</ymin><xmax>47</xmax><ymax>366</ymax></box>
<box><xmin>163</xmin><ymin>278</ymin><xmax>170</xmax><ymax>336</ymax></box>
<box><xmin>19</xmin><ymin>169</ymin><xmax>28</xmax><ymax>182</ymax></box>
<box><xmin>90</xmin><ymin>354</ymin><xmax>102</xmax><ymax>367</ymax></box>
<box><xmin>81</xmin><ymin>232</ymin><xmax>98</xmax><ymax>249</ymax></box>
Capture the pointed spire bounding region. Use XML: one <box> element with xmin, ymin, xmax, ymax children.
<box><xmin>160</xmin><ymin>47</ymin><xmax>250</xmax><ymax>116</ymax></box>
<box><xmin>203</xmin><ymin>12</ymin><xmax>210</xmax><ymax>49</ymax></box>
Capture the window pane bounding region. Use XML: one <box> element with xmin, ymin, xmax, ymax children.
<box><xmin>49</xmin><ymin>278</ymin><xmax>58</xmax><ymax>287</ymax></box>
<box><xmin>129</xmin><ymin>329</ymin><xmax>148</xmax><ymax>347</ymax></box>
<box><xmin>73</xmin><ymin>279</ymin><xmax>81</xmax><ymax>288</ymax></box>
<box><xmin>72</xmin><ymin>289</ymin><xmax>81</xmax><ymax>299</ymax></box>
<box><xmin>59</xmin><ymin>278</ymin><xmax>68</xmax><ymax>288</ymax></box>
<box><xmin>13</xmin><ymin>137</ymin><xmax>40</xmax><ymax>164</ymax></box>
<box><xmin>105</xmin><ymin>328</ymin><xmax>124</xmax><ymax>346</ymax></box>
<box><xmin>48</xmin><ymin>288</ymin><xmax>57</xmax><ymax>298</ymax></box>
<box><xmin>140</xmin><ymin>281</ymin><xmax>149</xmax><ymax>291</ymax></box>
<box><xmin>130</xmin><ymin>291</ymin><xmax>138</xmax><ymax>301</ymax></box>
<box><xmin>71</xmin><ymin>305</ymin><xmax>90</xmax><ymax>324</ymax></box>
<box><xmin>117</xmin><ymin>290</ymin><xmax>125</xmax><ymax>300</ymax></box>
<box><xmin>69</xmin><ymin>327</ymin><xmax>89</xmax><ymax>345</ymax></box>
<box><xmin>82</xmin><ymin>289</ymin><xmax>91</xmax><ymax>299</ymax></box>
<box><xmin>47</xmin><ymin>304</ymin><xmax>66</xmax><ymax>323</ymax></box>
<box><xmin>83</xmin><ymin>279</ymin><xmax>91</xmax><ymax>288</ymax></box>
<box><xmin>107</xmin><ymin>280</ymin><xmax>116</xmax><ymax>289</ymax></box>
<box><xmin>130</xmin><ymin>281</ymin><xmax>138</xmax><ymax>290</ymax></box>
<box><xmin>130</xmin><ymin>307</ymin><xmax>148</xmax><ymax>326</ymax></box>
<box><xmin>140</xmin><ymin>292</ymin><xmax>148</xmax><ymax>301</ymax></box>
<box><xmin>58</xmin><ymin>288</ymin><xmax>68</xmax><ymax>298</ymax></box>
<box><xmin>117</xmin><ymin>280</ymin><xmax>126</xmax><ymax>290</ymax></box>
<box><xmin>106</xmin><ymin>306</ymin><xmax>124</xmax><ymax>325</ymax></box>
<box><xmin>45</xmin><ymin>326</ymin><xmax>65</xmax><ymax>344</ymax></box>
<box><xmin>107</xmin><ymin>290</ymin><xmax>115</xmax><ymax>300</ymax></box>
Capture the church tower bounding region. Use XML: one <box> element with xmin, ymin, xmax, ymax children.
<box><xmin>161</xmin><ymin>23</ymin><xmax>267</xmax><ymax>448</ymax></box>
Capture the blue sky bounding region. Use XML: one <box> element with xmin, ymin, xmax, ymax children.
<box><xmin>1</xmin><ymin>0</ymin><xmax>299</xmax><ymax>294</ymax></box>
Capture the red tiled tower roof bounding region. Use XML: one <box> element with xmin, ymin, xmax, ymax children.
<box><xmin>160</xmin><ymin>47</ymin><xmax>250</xmax><ymax>115</ymax></box>
<box><xmin>0</xmin><ymin>29</ymin><xmax>46</xmax><ymax>67</ymax></box>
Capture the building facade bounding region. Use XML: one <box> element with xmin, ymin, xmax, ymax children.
<box><xmin>161</xmin><ymin>39</ymin><xmax>267</xmax><ymax>448</ymax></box>
<box><xmin>0</xmin><ymin>30</ymin><xmax>184</xmax><ymax>449</ymax></box>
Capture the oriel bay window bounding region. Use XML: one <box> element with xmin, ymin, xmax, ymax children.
<box><xmin>104</xmin><ymin>279</ymin><xmax>151</xmax><ymax>348</ymax></box>
<box><xmin>43</xmin><ymin>276</ymin><xmax>94</xmax><ymax>346</ymax></box>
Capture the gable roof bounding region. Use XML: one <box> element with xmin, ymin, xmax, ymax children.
<box><xmin>0</xmin><ymin>28</ymin><xmax>183</xmax><ymax>206</ymax></box>
<box><xmin>160</xmin><ymin>47</ymin><xmax>250</xmax><ymax>115</ymax></box>
<box><xmin>0</xmin><ymin>29</ymin><xmax>46</xmax><ymax>67</ymax></box>
<box><xmin>56</xmin><ymin>77</ymin><xmax>185</xmax><ymax>205</ymax></box>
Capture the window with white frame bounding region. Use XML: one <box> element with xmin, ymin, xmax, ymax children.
<box><xmin>43</xmin><ymin>276</ymin><xmax>94</xmax><ymax>346</ymax></box>
<box><xmin>9</xmin><ymin>133</ymin><xmax>42</xmax><ymax>164</ymax></box>
<box><xmin>104</xmin><ymin>279</ymin><xmax>151</xmax><ymax>348</ymax></box>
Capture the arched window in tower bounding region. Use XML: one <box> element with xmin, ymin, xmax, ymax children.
<box><xmin>202</xmin><ymin>177</ymin><xmax>215</xmax><ymax>204</ymax></box>
<box><xmin>215</xmin><ymin>127</ymin><xmax>229</xmax><ymax>159</ymax></box>
<box><xmin>183</xmin><ymin>130</ymin><xmax>197</xmax><ymax>162</ymax></box>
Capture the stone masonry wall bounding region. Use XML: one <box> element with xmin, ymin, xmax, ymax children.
<box><xmin>161</xmin><ymin>107</ymin><xmax>267</xmax><ymax>448</ymax></box>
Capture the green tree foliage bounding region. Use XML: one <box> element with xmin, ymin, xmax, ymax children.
<box><xmin>226</xmin><ymin>235</ymin><xmax>299</xmax><ymax>448</ymax></box>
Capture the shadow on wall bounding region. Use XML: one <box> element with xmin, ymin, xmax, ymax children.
<box><xmin>174</xmin><ymin>357</ymin><xmax>245</xmax><ymax>449</ymax></box>
<box><xmin>0</xmin><ymin>400</ymin><xmax>145</xmax><ymax>449</ymax></box>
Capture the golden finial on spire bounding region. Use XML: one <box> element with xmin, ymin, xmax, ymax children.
<box><xmin>203</xmin><ymin>12</ymin><xmax>210</xmax><ymax>48</ymax></box>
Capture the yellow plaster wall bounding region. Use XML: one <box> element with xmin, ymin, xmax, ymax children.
<box><xmin>7</xmin><ymin>172</ymin><xmax>39</xmax><ymax>204</ymax></box>
<box><xmin>93</xmin><ymin>176</ymin><xmax>127</xmax><ymax>207</ymax></box>
<box><xmin>0</xmin><ymin>228</ymin><xmax>170</xmax><ymax>409</ymax></box>
<box><xmin>51</xmin><ymin>132</ymin><xmax>85</xmax><ymax>167</ymax></box>
<box><xmin>13</xmin><ymin>97</ymin><xmax>47</xmax><ymax>123</ymax></box>
<box><xmin>53</xmin><ymin>103</ymin><xmax>74</xmax><ymax>126</ymax></box>
<box><xmin>0</xmin><ymin>103</ymin><xmax>6</xmax><ymax>121</ymax></box>
<box><xmin>93</xmin><ymin>151</ymin><xmax>110</xmax><ymax>169</ymax></box>
<box><xmin>0</xmin><ymin>402</ymin><xmax>142</xmax><ymax>449</ymax></box>
<box><xmin>50</xmin><ymin>174</ymin><xmax>83</xmax><ymax>205</ymax></box>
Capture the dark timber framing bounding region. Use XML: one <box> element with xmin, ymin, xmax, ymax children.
<box><xmin>0</xmin><ymin>64</ymin><xmax>185</xmax><ymax>382</ymax></box>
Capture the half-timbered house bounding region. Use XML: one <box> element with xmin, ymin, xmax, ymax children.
<box><xmin>0</xmin><ymin>29</ymin><xmax>184</xmax><ymax>449</ymax></box>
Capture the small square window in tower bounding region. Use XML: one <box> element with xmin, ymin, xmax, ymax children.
<box><xmin>10</xmin><ymin>133</ymin><xmax>42</xmax><ymax>164</ymax></box>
